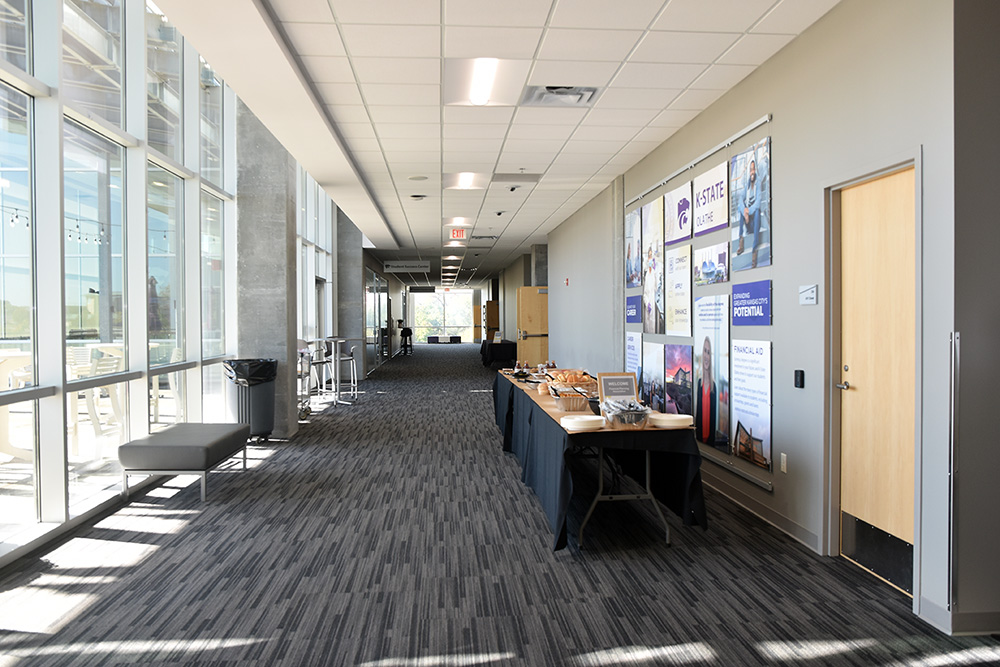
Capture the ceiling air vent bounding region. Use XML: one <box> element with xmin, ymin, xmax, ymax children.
<box><xmin>521</xmin><ymin>86</ymin><xmax>600</xmax><ymax>107</ymax></box>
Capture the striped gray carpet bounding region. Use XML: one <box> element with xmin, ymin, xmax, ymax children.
<box><xmin>0</xmin><ymin>343</ymin><xmax>998</xmax><ymax>666</ymax></box>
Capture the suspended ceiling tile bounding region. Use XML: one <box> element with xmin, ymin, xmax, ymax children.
<box><xmin>361</xmin><ymin>83</ymin><xmax>440</xmax><ymax>106</ymax></box>
<box><xmin>389</xmin><ymin>162</ymin><xmax>441</xmax><ymax>175</ymax></box>
<box><xmin>512</xmin><ymin>107</ymin><xmax>588</xmax><ymax>125</ymax></box>
<box><xmin>528</xmin><ymin>60</ymin><xmax>620</xmax><ymax>88</ymax></box>
<box><xmin>370</xmin><ymin>105</ymin><xmax>441</xmax><ymax>124</ymax></box>
<box><xmin>385</xmin><ymin>150</ymin><xmax>441</xmax><ymax>163</ymax></box>
<box><xmin>571</xmin><ymin>125</ymin><xmax>637</xmax><ymax>141</ymax></box>
<box><xmin>327</xmin><ymin>105</ymin><xmax>371</xmax><ymax>123</ymax></box>
<box><xmin>615</xmin><ymin>139</ymin><xmax>664</xmax><ymax>154</ymax></box>
<box><xmin>329</xmin><ymin>0</ymin><xmax>440</xmax><ymax>25</ymax></box>
<box><xmin>442</xmin><ymin>161</ymin><xmax>497</xmax><ymax>173</ymax></box>
<box><xmin>442</xmin><ymin>137</ymin><xmax>504</xmax><ymax>153</ymax></box>
<box><xmin>339</xmin><ymin>123</ymin><xmax>378</xmax><ymax>138</ymax></box>
<box><xmin>560</xmin><ymin>138</ymin><xmax>628</xmax><ymax>154</ymax></box>
<box><xmin>270</xmin><ymin>0</ymin><xmax>335</xmax><ymax>23</ymax></box>
<box><xmin>551</xmin><ymin>153</ymin><xmax>610</xmax><ymax>167</ymax></box>
<box><xmin>299</xmin><ymin>56</ymin><xmax>354</xmax><ymax>83</ymax></box>
<box><xmin>502</xmin><ymin>138</ymin><xmax>566</xmax><ymax>153</ymax></box>
<box><xmin>581</xmin><ymin>107</ymin><xmax>659</xmax><ymax>126</ymax></box>
<box><xmin>494</xmin><ymin>158</ymin><xmax>553</xmax><ymax>172</ymax></box>
<box><xmin>550</xmin><ymin>0</ymin><xmax>666</xmax><ymax>30</ymax></box>
<box><xmin>507</xmin><ymin>124</ymin><xmax>574</xmax><ymax>140</ymax></box>
<box><xmin>537</xmin><ymin>28</ymin><xmax>643</xmax><ymax>62</ymax></box>
<box><xmin>443</xmin><ymin>124</ymin><xmax>509</xmax><ymax>140</ymax></box>
<box><xmin>614</xmin><ymin>62</ymin><xmax>705</xmax><ymax>89</ymax></box>
<box><xmin>352</xmin><ymin>57</ymin><xmax>441</xmax><ymax>85</ymax></box>
<box><xmin>649</xmin><ymin>107</ymin><xmax>700</xmax><ymax>127</ymax></box>
<box><xmin>594</xmin><ymin>86</ymin><xmax>681</xmax><ymax>109</ymax></box>
<box><xmin>444</xmin><ymin>106</ymin><xmax>516</xmax><ymax>124</ymax></box>
<box><xmin>281</xmin><ymin>23</ymin><xmax>346</xmax><ymax>56</ymax></box>
<box><xmin>443</xmin><ymin>26</ymin><xmax>544</xmax><ymax>59</ymax></box>
<box><xmin>377</xmin><ymin>123</ymin><xmax>441</xmax><ymax>140</ymax></box>
<box><xmin>380</xmin><ymin>136</ymin><xmax>441</xmax><ymax>152</ymax></box>
<box><xmin>344</xmin><ymin>135</ymin><xmax>380</xmax><ymax>152</ymax></box>
<box><xmin>753</xmin><ymin>0</ymin><xmax>841</xmax><ymax>34</ymax></box>
<box><xmin>631</xmin><ymin>126</ymin><xmax>679</xmax><ymax>143</ymax></box>
<box><xmin>445</xmin><ymin>0</ymin><xmax>555</xmax><ymax>27</ymax></box>
<box><xmin>718</xmin><ymin>33</ymin><xmax>795</xmax><ymax>66</ymax></box>
<box><xmin>631</xmin><ymin>31</ymin><xmax>740</xmax><ymax>64</ymax></box>
<box><xmin>669</xmin><ymin>87</ymin><xmax>725</xmax><ymax>109</ymax></box>
<box><xmin>341</xmin><ymin>25</ymin><xmax>440</xmax><ymax>58</ymax></box>
<box><xmin>690</xmin><ymin>64</ymin><xmax>757</xmax><ymax>90</ymax></box>
<box><xmin>653</xmin><ymin>0</ymin><xmax>775</xmax><ymax>32</ymax></box>
<box><xmin>314</xmin><ymin>82</ymin><xmax>363</xmax><ymax>105</ymax></box>
<box><xmin>546</xmin><ymin>162</ymin><xmax>601</xmax><ymax>176</ymax></box>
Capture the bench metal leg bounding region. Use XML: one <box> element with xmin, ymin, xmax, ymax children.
<box><xmin>122</xmin><ymin>471</ymin><xmax>129</xmax><ymax>498</ymax></box>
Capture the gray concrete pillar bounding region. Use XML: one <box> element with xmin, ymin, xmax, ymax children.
<box><xmin>337</xmin><ymin>207</ymin><xmax>365</xmax><ymax>374</ymax></box>
<box><xmin>235</xmin><ymin>100</ymin><xmax>298</xmax><ymax>439</ymax></box>
<box><xmin>531</xmin><ymin>244</ymin><xmax>548</xmax><ymax>286</ymax></box>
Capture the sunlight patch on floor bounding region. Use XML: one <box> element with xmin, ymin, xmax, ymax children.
<box><xmin>756</xmin><ymin>638</ymin><xmax>879</xmax><ymax>661</ymax></box>
<box><xmin>571</xmin><ymin>643</ymin><xmax>716</xmax><ymax>665</ymax></box>
<box><xmin>359</xmin><ymin>652</ymin><xmax>516</xmax><ymax>666</ymax></box>
<box><xmin>893</xmin><ymin>646</ymin><xmax>1000</xmax><ymax>667</ymax></box>
<box><xmin>0</xmin><ymin>637</ymin><xmax>268</xmax><ymax>660</ymax></box>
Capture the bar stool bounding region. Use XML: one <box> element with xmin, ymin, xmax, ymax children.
<box><xmin>338</xmin><ymin>345</ymin><xmax>358</xmax><ymax>399</ymax></box>
<box><xmin>310</xmin><ymin>341</ymin><xmax>332</xmax><ymax>396</ymax></box>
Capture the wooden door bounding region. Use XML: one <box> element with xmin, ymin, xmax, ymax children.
<box><xmin>839</xmin><ymin>167</ymin><xmax>915</xmax><ymax>590</ymax></box>
<box><xmin>516</xmin><ymin>286</ymin><xmax>548</xmax><ymax>366</ymax></box>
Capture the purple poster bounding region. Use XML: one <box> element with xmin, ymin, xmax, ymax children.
<box><xmin>626</xmin><ymin>295</ymin><xmax>642</xmax><ymax>324</ymax></box>
<box><xmin>732</xmin><ymin>280</ymin><xmax>772</xmax><ymax>326</ymax></box>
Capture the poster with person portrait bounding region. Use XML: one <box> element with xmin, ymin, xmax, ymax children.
<box><xmin>693</xmin><ymin>241</ymin><xmax>729</xmax><ymax>286</ymax></box>
<box><xmin>694</xmin><ymin>295</ymin><xmax>730</xmax><ymax>452</ymax></box>
<box><xmin>664</xmin><ymin>344</ymin><xmax>693</xmax><ymax>416</ymax></box>
<box><xmin>731</xmin><ymin>340</ymin><xmax>772</xmax><ymax>470</ymax></box>
<box><xmin>625</xmin><ymin>207</ymin><xmax>642</xmax><ymax>287</ymax></box>
<box><xmin>730</xmin><ymin>137</ymin><xmax>771</xmax><ymax>271</ymax></box>
<box><xmin>693</xmin><ymin>161</ymin><xmax>728</xmax><ymax>236</ymax></box>
<box><xmin>641</xmin><ymin>198</ymin><xmax>664</xmax><ymax>334</ymax></box>
<box><xmin>664</xmin><ymin>181</ymin><xmax>692</xmax><ymax>246</ymax></box>
<box><xmin>665</xmin><ymin>244</ymin><xmax>691</xmax><ymax>338</ymax></box>
<box><xmin>642</xmin><ymin>341</ymin><xmax>665</xmax><ymax>412</ymax></box>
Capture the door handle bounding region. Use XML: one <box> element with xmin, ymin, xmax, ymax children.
<box><xmin>836</xmin><ymin>381</ymin><xmax>850</xmax><ymax>390</ymax></box>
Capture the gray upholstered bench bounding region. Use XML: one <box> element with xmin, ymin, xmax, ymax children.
<box><xmin>118</xmin><ymin>423</ymin><xmax>252</xmax><ymax>501</ymax></box>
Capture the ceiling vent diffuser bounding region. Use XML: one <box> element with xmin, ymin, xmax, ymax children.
<box><xmin>520</xmin><ymin>86</ymin><xmax>600</xmax><ymax>107</ymax></box>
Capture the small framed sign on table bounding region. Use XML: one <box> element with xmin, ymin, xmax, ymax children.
<box><xmin>597</xmin><ymin>372</ymin><xmax>638</xmax><ymax>403</ymax></box>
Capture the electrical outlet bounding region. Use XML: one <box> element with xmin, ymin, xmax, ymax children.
<box><xmin>780</xmin><ymin>453</ymin><xmax>787</xmax><ymax>473</ymax></box>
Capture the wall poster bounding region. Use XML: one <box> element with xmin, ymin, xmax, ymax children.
<box><xmin>664</xmin><ymin>181</ymin><xmax>692</xmax><ymax>246</ymax></box>
<box><xmin>730</xmin><ymin>137</ymin><xmax>771</xmax><ymax>271</ymax></box>
<box><xmin>664</xmin><ymin>344</ymin><xmax>693</xmax><ymax>416</ymax></box>
<box><xmin>694</xmin><ymin>295</ymin><xmax>730</xmax><ymax>452</ymax></box>
<box><xmin>642</xmin><ymin>340</ymin><xmax>665</xmax><ymax>412</ymax></box>
<box><xmin>693</xmin><ymin>161</ymin><xmax>728</xmax><ymax>237</ymax></box>
<box><xmin>665</xmin><ymin>244</ymin><xmax>691</xmax><ymax>337</ymax></box>
<box><xmin>625</xmin><ymin>294</ymin><xmax>642</xmax><ymax>324</ymax></box>
<box><xmin>693</xmin><ymin>241</ymin><xmax>729</xmax><ymax>286</ymax></box>
<box><xmin>625</xmin><ymin>331</ymin><xmax>641</xmax><ymax>377</ymax></box>
<box><xmin>732</xmin><ymin>280</ymin><xmax>772</xmax><ymax>326</ymax></box>
<box><xmin>625</xmin><ymin>207</ymin><xmax>641</xmax><ymax>288</ymax></box>
<box><xmin>641</xmin><ymin>199</ymin><xmax>664</xmax><ymax>334</ymax></box>
<box><xmin>731</xmin><ymin>340</ymin><xmax>772</xmax><ymax>470</ymax></box>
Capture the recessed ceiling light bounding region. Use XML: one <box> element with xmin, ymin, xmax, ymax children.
<box><xmin>469</xmin><ymin>58</ymin><xmax>498</xmax><ymax>106</ymax></box>
<box><xmin>443</xmin><ymin>173</ymin><xmax>487</xmax><ymax>190</ymax></box>
<box><xmin>443</xmin><ymin>255</ymin><xmax>462</xmax><ymax>260</ymax></box>
<box><xmin>444</xmin><ymin>241</ymin><xmax>466</xmax><ymax>248</ymax></box>
<box><xmin>444</xmin><ymin>217</ymin><xmax>471</xmax><ymax>226</ymax></box>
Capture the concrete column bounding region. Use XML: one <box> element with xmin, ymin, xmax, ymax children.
<box><xmin>235</xmin><ymin>100</ymin><xmax>298</xmax><ymax>438</ymax></box>
<box><xmin>337</xmin><ymin>207</ymin><xmax>365</xmax><ymax>373</ymax></box>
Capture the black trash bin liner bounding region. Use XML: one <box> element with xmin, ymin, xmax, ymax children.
<box><xmin>223</xmin><ymin>359</ymin><xmax>277</xmax><ymax>439</ymax></box>
<box><xmin>223</xmin><ymin>359</ymin><xmax>278</xmax><ymax>386</ymax></box>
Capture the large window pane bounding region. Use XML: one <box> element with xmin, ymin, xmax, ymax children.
<box><xmin>148</xmin><ymin>164</ymin><xmax>183</xmax><ymax>366</ymax></box>
<box><xmin>149</xmin><ymin>367</ymin><xmax>185</xmax><ymax>431</ymax></box>
<box><xmin>0</xmin><ymin>83</ymin><xmax>33</xmax><ymax>389</ymax></box>
<box><xmin>145</xmin><ymin>2</ymin><xmax>182</xmax><ymax>161</ymax></box>
<box><xmin>0</xmin><ymin>400</ymin><xmax>37</xmax><ymax>538</ymax></box>
<box><xmin>199</xmin><ymin>57</ymin><xmax>223</xmax><ymax>186</ymax></box>
<box><xmin>0</xmin><ymin>1</ymin><xmax>28</xmax><ymax>73</ymax></box>
<box><xmin>63</xmin><ymin>0</ymin><xmax>123</xmax><ymax>127</ymax></box>
<box><xmin>64</xmin><ymin>121</ymin><xmax>125</xmax><ymax>373</ymax></box>
<box><xmin>201</xmin><ymin>192</ymin><xmax>224</xmax><ymax>357</ymax></box>
<box><xmin>67</xmin><ymin>378</ymin><xmax>126</xmax><ymax>515</ymax></box>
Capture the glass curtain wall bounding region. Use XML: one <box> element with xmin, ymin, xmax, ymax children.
<box><xmin>62</xmin><ymin>0</ymin><xmax>123</xmax><ymax>127</ymax></box>
<box><xmin>0</xmin><ymin>1</ymin><xmax>28</xmax><ymax>72</ymax></box>
<box><xmin>199</xmin><ymin>57</ymin><xmax>223</xmax><ymax>187</ymax></box>
<box><xmin>201</xmin><ymin>192</ymin><xmax>224</xmax><ymax>358</ymax></box>
<box><xmin>412</xmin><ymin>290</ymin><xmax>474</xmax><ymax>342</ymax></box>
<box><xmin>0</xmin><ymin>81</ymin><xmax>34</xmax><ymax>528</ymax></box>
<box><xmin>145</xmin><ymin>3</ymin><xmax>182</xmax><ymax>161</ymax></box>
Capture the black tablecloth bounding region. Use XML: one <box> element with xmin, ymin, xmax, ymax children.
<box><xmin>480</xmin><ymin>339</ymin><xmax>517</xmax><ymax>366</ymax></box>
<box><xmin>492</xmin><ymin>372</ymin><xmax>707</xmax><ymax>550</ymax></box>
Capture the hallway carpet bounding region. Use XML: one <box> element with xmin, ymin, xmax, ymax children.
<box><xmin>0</xmin><ymin>343</ymin><xmax>998</xmax><ymax>665</ymax></box>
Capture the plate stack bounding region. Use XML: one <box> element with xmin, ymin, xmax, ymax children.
<box><xmin>647</xmin><ymin>413</ymin><xmax>694</xmax><ymax>429</ymax></box>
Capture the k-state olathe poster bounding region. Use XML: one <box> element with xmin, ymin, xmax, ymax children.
<box><xmin>664</xmin><ymin>181</ymin><xmax>692</xmax><ymax>246</ymax></box>
<box><xmin>665</xmin><ymin>244</ymin><xmax>691</xmax><ymax>338</ymax></box>
<box><xmin>731</xmin><ymin>339</ymin><xmax>772</xmax><ymax>470</ymax></box>
<box><xmin>693</xmin><ymin>162</ymin><xmax>728</xmax><ymax>237</ymax></box>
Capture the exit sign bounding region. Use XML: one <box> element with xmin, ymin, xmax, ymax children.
<box><xmin>449</xmin><ymin>228</ymin><xmax>467</xmax><ymax>240</ymax></box>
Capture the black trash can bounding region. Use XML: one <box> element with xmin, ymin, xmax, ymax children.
<box><xmin>223</xmin><ymin>358</ymin><xmax>277</xmax><ymax>440</ymax></box>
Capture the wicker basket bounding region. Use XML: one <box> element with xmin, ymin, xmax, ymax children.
<box><xmin>552</xmin><ymin>392</ymin><xmax>589</xmax><ymax>412</ymax></box>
